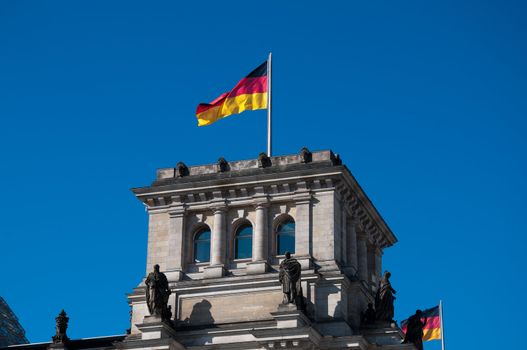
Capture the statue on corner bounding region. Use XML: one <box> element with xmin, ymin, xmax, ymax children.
<box><xmin>375</xmin><ymin>271</ymin><xmax>396</xmax><ymax>323</ymax></box>
<box><xmin>361</xmin><ymin>302</ymin><xmax>377</xmax><ymax>325</ymax></box>
<box><xmin>402</xmin><ymin>310</ymin><xmax>427</xmax><ymax>350</ymax></box>
<box><xmin>279</xmin><ymin>252</ymin><xmax>304</xmax><ymax>309</ymax></box>
<box><xmin>145</xmin><ymin>264</ymin><xmax>172</xmax><ymax>321</ymax></box>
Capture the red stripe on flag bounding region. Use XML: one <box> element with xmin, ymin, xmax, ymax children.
<box><xmin>401</xmin><ymin>316</ymin><xmax>440</xmax><ymax>333</ymax></box>
<box><xmin>423</xmin><ymin>316</ymin><xmax>440</xmax><ymax>329</ymax></box>
<box><xmin>228</xmin><ymin>76</ymin><xmax>267</xmax><ymax>97</ymax></box>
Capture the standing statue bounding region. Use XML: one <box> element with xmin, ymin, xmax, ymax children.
<box><xmin>361</xmin><ymin>302</ymin><xmax>376</xmax><ymax>325</ymax></box>
<box><xmin>52</xmin><ymin>310</ymin><xmax>69</xmax><ymax>343</ymax></box>
<box><xmin>279</xmin><ymin>252</ymin><xmax>303</xmax><ymax>308</ymax></box>
<box><xmin>375</xmin><ymin>271</ymin><xmax>396</xmax><ymax>323</ymax></box>
<box><xmin>145</xmin><ymin>264</ymin><xmax>172</xmax><ymax>321</ymax></box>
<box><xmin>402</xmin><ymin>310</ymin><xmax>427</xmax><ymax>350</ymax></box>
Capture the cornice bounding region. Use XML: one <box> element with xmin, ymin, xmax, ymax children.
<box><xmin>134</xmin><ymin>152</ymin><xmax>397</xmax><ymax>249</ymax></box>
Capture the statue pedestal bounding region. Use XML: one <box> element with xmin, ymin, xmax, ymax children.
<box><xmin>118</xmin><ymin>316</ymin><xmax>184</xmax><ymax>350</ymax></box>
<box><xmin>361</xmin><ymin>323</ymin><xmax>407</xmax><ymax>347</ymax></box>
<box><xmin>137</xmin><ymin>316</ymin><xmax>176</xmax><ymax>340</ymax></box>
<box><xmin>47</xmin><ymin>343</ymin><xmax>69</xmax><ymax>350</ymax></box>
<box><xmin>271</xmin><ymin>303</ymin><xmax>310</xmax><ymax>329</ymax></box>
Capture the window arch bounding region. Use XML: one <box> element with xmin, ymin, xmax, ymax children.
<box><xmin>193</xmin><ymin>228</ymin><xmax>211</xmax><ymax>263</ymax></box>
<box><xmin>276</xmin><ymin>218</ymin><xmax>295</xmax><ymax>255</ymax></box>
<box><xmin>234</xmin><ymin>224</ymin><xmax>253</xmax><ymax>259</ymax></box>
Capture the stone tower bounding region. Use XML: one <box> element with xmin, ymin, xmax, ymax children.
<box><xmin>125</xmin><ymin>149</ymin><xmax>412</xmax><ymax>349</ymax></box>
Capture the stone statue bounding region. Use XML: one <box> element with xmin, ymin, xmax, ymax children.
<box><xmin>375</xmin><ymin>271</ymin><xmax>396</xmax><ymax>323</ymax></box>
<box><xmin>145</xmin><ymin>264</ymin><xmax>172</xmax><ymax>321</ymax></box>
<box><xmin>279</xmin><ymin>252</ymin><xmax>302</xmax><ymax>307</ymax></box>
<box><xmin>361</xmin><ymin>302</ymin><xmax>376</xmax><ymax>325</ymax></box>
<box><xmin>402</xmin><ymin>310</ymin><xmax>427</xmax><ymax>350</ymax></box>
<box><xmin>52</xmin><ymin>309</ymin><xmax>69</xmax><ymax>343</ymax></box>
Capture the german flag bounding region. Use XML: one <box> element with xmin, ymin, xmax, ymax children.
<box><xmin>401</xmin><ymin>306</ymin><xmax>441</xmax><ymax>341</ymax></box>
<box><xmin>196</xmin><ymin>61</ymin><xmax>268</xmax><ymax>126</ymax></box>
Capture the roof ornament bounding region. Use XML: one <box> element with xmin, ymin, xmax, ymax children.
<box><xmin>52</xmin><ymin>309</ymin><xmax>69</xmax><ymax>344</ymax></box>
<box><xmin>258</xmin><ymin>152</ymin><xmax>272</xmax><ymax>168</ymax></box>
<box><xmin>175</xmin><ymin>162</ymin><xmax>189</xmax><ymax>177</ymax></box>
<box><xmin>217</xmin><ymin>157</ymin><xmax>229</xmax><ymax>173</ymax></box>
<box><xmin>328</xmin><ymin>150</ymin><xmax>342</xmax><ymax>165</ymax></box>
<box><xmin>299</xmin><ymin>147</ymin><xmax>312</xmax><ymax>164</ymax></box>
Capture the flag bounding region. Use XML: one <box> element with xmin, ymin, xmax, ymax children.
<box><xmin>196</xmin><ymin>61</ymin><xmax>268</xmax><ymax>126</ymax></box>
<box><xmin>401</xmin><ymin>306</ymin><xmax>441</xmax><ymax>341</ymax></box>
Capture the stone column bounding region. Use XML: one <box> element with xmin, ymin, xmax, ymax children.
<box><xmin>339</xmin><ymin>210</ymin><xmax>346</xmax><ymax>266</ymax></box>
<box><xmin>253</xmin><ymin>203</ymin><xmax>267</xmax><ymax>261</ymax></box>
<box><xmin>357</xmin><ymin>232</ymin><xmax>369</xmax><ymax>282</ymax></box>
<box><xmin>247</xmin><ymin>202</ymin><xmax>269</xmax><ymax>274</ymax></box>
<box><xmin>205</xmin><ymin>206</ymin><xmax>226</xmax><ymax>278</ymax></box>
<box><xmin>166</xmin><ymin>207</ymin><xmax>185</xmax><ymax>281</ymax></box>
<box><xmin>211</xmin><ymin>207</ymin><xmax>226</xmax><ymax>265</ymax></box>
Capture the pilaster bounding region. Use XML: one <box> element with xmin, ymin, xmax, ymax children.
<box><xmin>166</xmin><ymin>205</ymin><xmax>186</xmax><ymax>281</ymax></box>
<box><xmin>346</xmin><ymin>216</ymin><xmax>359</xmax><ymax>277</ymax></box>
<box><xmin>374</xmin><ymin>246</ymin><xmax>383</xmax><ymax>282</ymax></box>
<box><xmin>357</xmin><ymin>232</ymin><xmax>369</xmax><ymax>282</ymax></box>
<box><xmin>294</xmin><ymin>186</ymin><xmax>312</xmax><ymax>270</ymax></box>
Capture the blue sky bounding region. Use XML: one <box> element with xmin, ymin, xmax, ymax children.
<box><xmin>1</xmin><ymin>1</ymin><xmax>525</xmax><ymax>349</ymax></box>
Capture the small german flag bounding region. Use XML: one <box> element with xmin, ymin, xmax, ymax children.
<box><xmin>196</xmin><ymin>61</ymin><xmax>268</xmax><ymax>126</ymax></box>
<box><xmin>401</xmin><ymin>306</ymin><xmax>442</xmax><ymax>341</ymax></box>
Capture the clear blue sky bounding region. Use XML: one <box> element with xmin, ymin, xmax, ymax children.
<box><xmin>1</xmin><ymin>1</ymin><xmax>525</xmax><ymax>349</ymax></box>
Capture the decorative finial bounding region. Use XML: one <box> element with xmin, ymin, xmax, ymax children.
<box><xmin>258</xmin><ymin>152</ymin><xmax>272</xmax><ymax>168</ymax></box>
<box><xmin>217</xmin><ymin>157</ymin><xmax>229</xmax><ymax>173</ymax></box>
<box><xmin>333</xmin><ymin>153</ymin><xmax>342</xmax><ymax>165</ymax></box>
<box><xmin>299</xmin><ymin>147</ymin><xmax>312</xmax><ymax>164</ymax></box>
<box><xmin>175</xmin><ymin>162</ymin><xmax>189</xmax><ymax>177</ymax></box>
<box><xmin>52</xmin><ymin>309</ymin><xmax>69</xmax><ymax>343</ymax></box>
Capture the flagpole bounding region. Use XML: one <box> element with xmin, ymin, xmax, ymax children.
<box><xmin>267</xmin><ymin>52</ymin><xmax>272</xmax><ymax>156</ymax></box>
<box><xmin>439</xmin><ymin>300</ymin><xmax>446</xmax><ymax>350</ymax></box>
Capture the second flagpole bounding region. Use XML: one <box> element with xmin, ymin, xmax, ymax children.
<box><xmin>440</xmin><ymin>300</ymin><xmax>446</xmax><ymax>350</ymax></box>
<box><xmin>267</xmin><ymin>52</ymin><xmax>272</xmax><ymax>156</ymax></box>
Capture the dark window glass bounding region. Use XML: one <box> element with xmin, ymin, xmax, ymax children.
<box><xmin>235</xmin><ymin>224</ymin><xmax>253</xmax><ymax>259</ymax></box>
<box><xmin>194</xmin><ymin>229</ymin><xmax>211</xmax><ymax>263</ymax></box>
<box><xmin>276</xmin><ymin>220</ymin><xmax>295</xmax><ymax>255</ymax></box>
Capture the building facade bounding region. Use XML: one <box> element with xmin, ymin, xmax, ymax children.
<box><xmin>124</xmin><ymin>149</ymin><xmax>411</xmax><ymax>349</ymax></box>
<box><xmin>1</xmin><ymin>149</ymin><xmax>414</xmax><ymax>350</ymax></box>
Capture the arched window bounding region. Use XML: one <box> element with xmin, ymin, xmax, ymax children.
<box><xmin>194</xmin><ymin>229</ymin><xmax>211</xmax><ymax>263</ymax></box>
<box><xmin>234</xmin><ymin>224</ymin><xmax>253</xmax><ymax>259</ymax></box>
<box><xmin>276</xmin><ymin>219</ymin><xmax>295</xmax><ymax>255</ymax></box>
